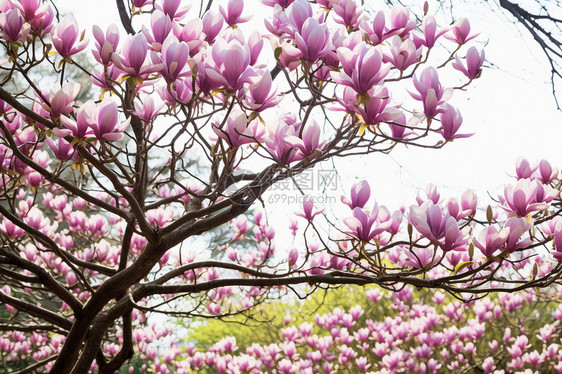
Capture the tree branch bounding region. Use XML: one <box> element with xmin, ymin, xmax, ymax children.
<box><xmin>115</xmin><ymin>0</ymin><xmax>135</xmax><ymax>34</ymax></box>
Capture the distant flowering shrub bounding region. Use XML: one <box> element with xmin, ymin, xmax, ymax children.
<box><xmin>144</xmin><ymin>286</ymin><xmax>562</xmax><ymax>373</ymax></box>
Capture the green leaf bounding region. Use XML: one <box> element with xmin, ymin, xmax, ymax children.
<box><xmin>274</xmin><ymin>47</ymin><xmax>282</xmax><ymax>61</ymax></box>
<box><xmin>454</xmin><ymin>261</ymin><xmax>474</xmax><ymax>274</ymax></box>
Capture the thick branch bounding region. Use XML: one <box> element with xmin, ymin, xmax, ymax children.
<box><xmin>0</xmin><ymin>292</ymin><xmax>72</xmax><ymax>330</ymax></box>
<box><xmin>0</xmin><ymin>250</ymin><xmax>83</xmax><ymax>313</ymax></box>
<box><xmin>115</xmin><ymin>0</ymin><xmax>135</xmax><ymax>34</ymax></box>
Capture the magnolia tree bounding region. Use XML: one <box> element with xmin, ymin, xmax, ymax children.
<box><xmin>0</xmin><ymin>0</ymin><xmax>561</xmax><ymax>372</ymax></box>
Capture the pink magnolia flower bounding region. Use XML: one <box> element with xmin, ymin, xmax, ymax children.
<box><xmin>439</xmin><ymin>103</ymin><xmax>472</xmax><ymax>140</ymax></box>
<box><xmin>146</xmin><ymin>208</ymin><xmax>174</xmax><ymax>228</ymax></box>
<box><xmin>0</xmin><ymin>216</ymin><xmax>25</xmax><ymax>238</ymax></box>
<box><xmin>174</xmin><ymin>18</ymin><xmax>204</xmax><ymax>56</ymax></box>
<box><xmin>283</xmin><ymin>120</ymin><xmax>322</xmax><ymax>158</ymax></box>
<box><xmin>344</xmin><ymin>204</ymin><xmax>392</xmax><ymax>242</ymax></box>
<box><xmin>202</xmin><ymin>10</ymin><xmax>224</xmax><ymax>44</ymax></box>
<box><xmin>386</xmin><ymin>6</ymin><xmax>416</xmax><ymax>38</ymax></box>
<box><xmin>50</xmin><ymin>15</ymin><xmax>88</xmax><ymax>58</ymax></box>
<box><xmin>134</xmin><ymin>95</ymin><xmax>164</xmax><ymax>122</ymax></box>
<box><xmin>142</xmin><ymin>9</ymin><xmax>172</xmax><ymax>51</ymax></box>
<box><xmin>358</xmin><ymin>87</ymin><xmax>403</xmax><ymax>126</ymax></box>
<box><xmin>278</xmin><ymin>359</ymin><xmax>296</xmax><ymax>374</ymax></box>
<box><xmin>14</xmin><ymin>127</ymin><xmax>39</xmax><ymax>158</ymax></box>
<box><xmin>341</xmin><ymin>180</ymin><xmax>370</xmax><ymax>209</ymax></box>
<box><xmin>262</xmin><ymin>0</ymin><xmax>296</xmax><ymax>8</ymax></box>
<box><xmin>329</xmin><ymin>31</ymin><xmax>360</xmax><ymax>60</ymax></box>
<box><xmin>446</xmin><ymin>198</ymin><xmax>462</xmax><ymax>219</ymax></box>
<box><xmin>446</xmin><ymin>250</ymin><xmax>468</xmax><ymax>269</ymax></box>
<box><xmin>113</xmin><ymin>33</ymin><xmax>163</xmax><ymax>78</ymax></box>
<box><xmin>41</xmin><ymin>82</ymin><xmax>81</xmax><ymax>119</ymax></box>
<box><xmin>14</xmin><ymin>0</ymin><xmax>49</xmax><ymax>25</ymax></box>
<box><xmin>132</xmin><ymin>0</ymin><xmax>152</xmax><ymax>8</ymax></box>
<box><xmin>231</xmin><ymin>215</ymin><xmax>248</xmax><ymax>240</ymax></box>
<box><xmin>206</xmin><ymin>38</ymin><xmax>257</xmax><ymax>91</ymax></box>
<box><xmin>446</xmin><ymin>18</ymin><xmax>478</xmax><ymax>45</ymax></box>
<box><xmin>264</xmin><ymin>119</ymin><xmax>300</xmax><ymax>165</ymax></box>
<box><xmin>0</xmin><ymin>8</ymin><xmax>29</xmax><ymax>42</ymax></box>
<box><xmin>263</xmin><ymin>3</ymin><xmax>284</xmax><ymax>36</ymax></box>
<box><xmin>242</xmin><ymin>71</ymin><xmax>282</xmax><ymax>112</ymax></box>
<box><xmin>499</xmin><ymin>179</ymin><xmax>557</xmax><ymax>217</ymax></box>
<box><xmin>447</xmin><ymin>190</ymin><xmax>477</xmax><ymax>220</ymax></box>
<box><xmin>288</xmin><ymin>248</ymin><xmax>298</xmax><ymax>268</ymax></box>
<box><xmin>409</xmin><ymin>201</ymin><xmax>468</xmax><ymax>251</ymax></box>
<box><xmin>410</xmin><ymin>66</ymin><xmax>450</xmax><ymax>119</ymax></box>
<box><xmin>404</xmin><ymin>246</ymin><xmax>439</xmax><ymax>269</ymax></box>
<box><xmin>23</xmin><ymin>207</ymin><xmax>48</xmax><ymax>231</ymax></box>
<box><xmin>56</xmin><ymin>100</ymin><xmax>96</xmax><ymax>139</ymax></box>
<box><xmin>541</xmin><ymin>216</ymin><xmax>562</xmax><ymax>237</ymax></box>
<box><xmin>536</xmin><ymin>159</ymin><xmax>558</xmax><ymax>183</ymax></box>
<box><xmin>335</xmin><ymin>85</ymin><xmax>359</xmax><ymax>114</ymax></box>
<box><xmin>29</xmin><ymin>2</ymin><xmax>53</xmax><ymax>35</ymax></box>
<box><xmin>155</xmin><ymin>0</ymin><xmax>190</xmax><ymax>20</ymax></box>
<box><xmin>206</xmin><ymin>302</ymin><xmax>221</xmax><ymax>315</ymax></box>
<box><xmin>452</xmin><ymin>46</ymin><xmax>485</xmax><ymax>79</ymax></box>
<box><xmin>277</xmin><ymin>41</ymin><xmax>303</xmax><ymax>71</ymax></box>
<box><xmin>503</xmin><ymin>217</ymin><xmax>533</xmax><ymax>252</ymax></box>
<box><xmin>157</xmin><ymin>36</ymin><xmax>190</xmax><ymax>82</ymax></box>
<box><xmin>89</xmin><ymin>97</ymin><xmax>128</xmax><ymax>141</ymax></box>
<box><xmin>473</xmin><ymin>226</ymin><xmax>509</xmax><ymax>258</ymax></box>
<box><xmin>417</xmin><ymin>183</ymin><xmax>441</xmax><ymax>205</ymax></box>
<box><xmin>0</xmin><ymin>99</ymin><xmax>12</xmax><ymax>115</ymax></box>
<box><xmin>158</xmin><ymin>76</ymin><xmax>193</xmax><ymax>105</ymax></box>
<box><xmin>536</xmin><ymin>324</ymin><xmax>556</xmax><ymax>343</ymax></box>
<box><xmin>418</xmin><ymin>15</ymin><xmax>447</xmax><ymax>48</ymax></box>
<box><xmin>295</xmin><ymin>195</ymin><xmax>324</xmax><ymax>221</ymax></box>
<box><xmin>92</xmin><ymin>65</ymin><xmax>124</xmax><ymax>92</ymax></box>
<box><xmin>247</xmin><ymin>31</ymin><xmax>264</xmax><ymax>66</ymax></box>
<box><xmin>1</xmin><ymin>111</ymin><xmax>22</xmax><ymax>134</ymax></box>
<box><xmin>331</xmin><ymin>42</ymin><xmax>389</xmax><ymax>94</ymax></box>
<box><xmin>282</xmin><ymin>0</ymin><xmax>314</xmax><ymax>36</ymax></box>
<box><xmin>92</xmin><ymin>24</ymin><xmax>120</xmax><ymax>66</ymax></box>
<box><xmin>213</xmin><ymin>109</ymin><xmax>262</xmax><ymax>147</ymax></box>
<box><xmin>359</xmin><ymin>11</ymin><xmax>386</xmax><ymax>45</ymax></box>
<box><xmin>482</xmin><ymin>357</ymin><xmax>495</xmax><ymax>373</ymax></box>
<box><xmin>333</xmin><ymin>0</ymin><xmax>364</xmax><ymax>30</ymax></box>
<box><xmin>56</xmin><ymin>99</ymin><xmax>128</xmax><ymax>141</ymax></box>
<box><xmin>45</xmin><ymin>137</ymin><xmax>75</xmax><ymax>160</ymax></box>
<box><xmin>386</xmin><ymin>210</ymin><xmax>403</xmax><ymax>235</ymax></box>
<box><xmin>219</xmin><ymin>0</ymin><xmax>251</xmax><ymax>27</ymax></box>
<box><xmin>289</xmin><ymin>219</ymin><xmax>298</xmax><ymax>236</ymax></box>
<box><xmin>383</xmin><ymin>36</ymin><xmax>421</xmax><ymax>71</ymax></box>
<box><xmin>294</xmin><ymin>18</ymin><xmax>332</xmax><ymax>62</ymax></box>
<box><xmin>514</xmin><ymin>157</ymin><xmax>537</xmax><ymax>180</ymax></box>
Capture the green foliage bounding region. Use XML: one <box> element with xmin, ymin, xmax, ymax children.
<box><xmin>183</xmin><ymin>285</ymin><xmax>405</xmax><ymax>351</ymax></box>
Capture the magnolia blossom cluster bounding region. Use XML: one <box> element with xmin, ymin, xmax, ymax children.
<box><xmin>301</xmin><ymin>157</ymin><xmax>561</xmax><ymax>284</ymax></box>
<box><xmin>0</xmin><ymin>0</ymin><xmax>485</xmax><ymax>164</ymax></box>
<box><xmin>135</xmin><ymin>286</ymin><xmax>562</xmax><ymax>374</ymax></box>
<box><xmin>0</xmin><ymin>0</ymin><xmax>555</xmax><ymax>372</ymax></box>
